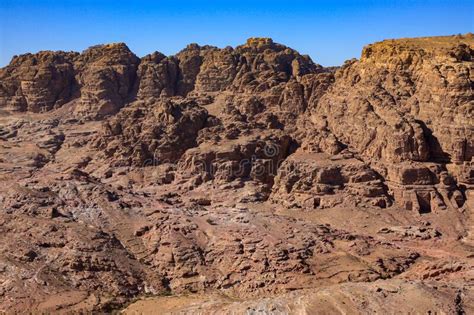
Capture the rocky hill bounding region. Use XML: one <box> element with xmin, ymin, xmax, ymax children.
<box><xmin>0</xmin><ymin>34</ymin><xmax>472</xmax><ymax>313</ymax></box>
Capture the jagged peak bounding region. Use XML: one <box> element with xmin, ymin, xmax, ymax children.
<box><xmin>83</xmin><ymin>42</ymin><xmax>131</xmax><ymax>52</ymax></box>
<box><xmin>246</xmin><ymin>37</ymin><xmax>274</xmax><ymax>47</ymax></box>
<box><xmin>141</xmin><ymin>51</ymin><xmax>167</xmax><ymax>63</ymax></box>
<box><xmin>236</xmin><ymin>37</ymin><xmax>291</xmax><ymax>53</ymax></box>
<box><xmin>7</xmin><ymin>50</ymin><xmax>78</xmax><ymax>67</ymax></box>
<box><xmin>76</xmin><ymin>42</ymin><xmax>139</xmax><ymax>65</ymax></box>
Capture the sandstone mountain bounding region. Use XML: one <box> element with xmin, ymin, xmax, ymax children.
<box><xmin>0</xmin><ymin>34</ymin><xmax>472</xmax><ymax>313</ymax></box>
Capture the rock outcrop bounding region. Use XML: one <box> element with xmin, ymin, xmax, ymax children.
<box><xmin>270</xmin><ymin>152</ymin><xmax>391</xmax><ymax>209</ymax></box>
<box><xmin>310</xmin><ymin>34</ymin><xmax>474</xmax><ymax>214</ymax></box>
<box><xmin>0</xmin><ymin>43</ymin><xmax>140</xmax><ymax>118</ymax></box>
<box><xmin>73</xmin><ymin>43</ymin><xmax>140</xmax><ymax>118</ymax></box>
<box><xmin>0</xmin><ymin>34</ymin><xmax>472</xmax><ymax>313</ymax></box>
<box><xmin>0</xmin><ymin>51</ymin><xmax>78</xmax><ymax>112</ymax></box>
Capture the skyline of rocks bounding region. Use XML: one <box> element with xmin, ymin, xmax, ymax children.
<box><xmin>0</xmin><ymin>33</ymin><xmax>472</xmax><ymax>313</ymax></box>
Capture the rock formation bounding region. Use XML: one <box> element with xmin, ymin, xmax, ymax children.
<box><xmin>312</xmin><ymin>34</ymin><xmax>473</xmax><ymax>214</ymax></box>
<box><xmin>0</xmin><ymin>34</ymin><xmax>472</xmax><ymax>313</ymax></box>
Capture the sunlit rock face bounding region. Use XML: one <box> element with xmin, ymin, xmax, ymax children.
<box><xmin>0</xmin><ymin>34</ymin><xmax>473</xmax><ymax>313</ymax></box>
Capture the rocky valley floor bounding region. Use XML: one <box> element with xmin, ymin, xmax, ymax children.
<box><xmin>0</xmin><ymin>34</ymin><xmax>472</xmax><ymax>313</ymax></box>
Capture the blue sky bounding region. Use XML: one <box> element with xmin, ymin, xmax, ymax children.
<box><xmin>1</xmin><ymin>0</ymin><xmax>473</xmax><ymax>66</ymax></box>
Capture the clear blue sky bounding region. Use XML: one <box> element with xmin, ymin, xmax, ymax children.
<box><xmin>1</xmin><ymin>0</ymin><xmax>473</xmax><ymax>67</ymax></box>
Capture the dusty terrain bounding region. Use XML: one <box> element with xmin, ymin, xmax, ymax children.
<box><xmin>0</xmin><ymin>34</ymin><xmax>472</xmax><ymax>313</ymax></box>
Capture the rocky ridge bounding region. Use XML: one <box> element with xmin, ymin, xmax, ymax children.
<box><xmin>0</xmin><ymin>34</ymin><xmax>472</xmax><ymax>313</ymax></box>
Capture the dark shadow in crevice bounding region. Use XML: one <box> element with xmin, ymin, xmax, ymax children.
<box><xmin>416</xmin><ymin>192</ymin><xmax>432</xmax><ymax>214</ymax></box>
<box><xmin>415</xmin><ymin>119</ymin><xmax>451</xmax><ymax>163</ymax></box>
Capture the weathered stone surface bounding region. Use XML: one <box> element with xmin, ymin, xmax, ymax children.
<box><xmin>136</xmin><ymin>52</ymin><xmax>178</xmax><ymax>98</ymax></box>
<box><xmin>0</xmin><ymin>51</ymin><xmax>78</xmax><ymax>112</ymax></box>
<box><xmin>0</xmin><ymin>35</ymin><xmax>473</xmax><ymax>313</ymax></box>
<box><xmin>378</xmin><ymin>225</ymin><xmax>441</xmax><ymax>240</ymax></box>
<box><xmin>95</xmin><ymin>97</ymin><xmax>208</xmax><ymax>166</ymax></box>
<box><xmin>270</xmin><ymin>152</ymin><xmax>391</xmax><ymax>209</ymax></box>
<box><xmin>73</xmin><ymin>43</ymin><xmax>140</xmax><ymax>118</ymax></box>
<box><xmin>0</xmin><ymin>43</ymin><xmax>140</xmax><ymax>119</ymax></box>
<box><xmin>310</xmin><ymin>34</ymin><xmax>474</xmax><ymax>212</ymax></box>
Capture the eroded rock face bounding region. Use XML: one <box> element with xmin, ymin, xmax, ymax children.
<box><xmin>0</xmin><ymin>35</ymin><xmax>473</xmax><ymax>313</ymax></box>
<box><xmin>0</xmin><ymin>51</ymin><xmax>78</xmax><ymax>112</ymax></box>
<box><xmin>0</xmin><ymin>43</ymin><xmax>140</xmax><ymax>119</ymax></box>
<box><xmin>73</xmin><ymin>43</ymin><xmax>141</xmax><ymax>118</ymax></box>
<box><xmin>270</xmin><ymin>152</ymin><xmax>391</xmax><ymax>209</ymax></box>
<box><xmin>95</xmin><ymin>97</ymin><xmax>209</xmax><ymax>166</ymax></box>
<box><xmin>310</xmin><ymin>34</ymin><xmax>474</xmax><ymax>213</ymax></box>
<box><xmin>136</xmin><ymin>52</ymin><xmax>178</xmax><ymax>98</ymax></box>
